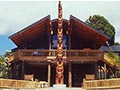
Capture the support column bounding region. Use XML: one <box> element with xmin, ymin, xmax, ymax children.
<box><xmin>68</xmin><ymin>34</ymin><xmax>71</xmax><ymax>50</ymax></box>
<box><xmin>49</xmin><ymin>34</ymin><xmax>51</xmax><ymax>50</ymax></box>
<box><xmin>68</xmin><ymin>63</ymin><xmax>72</xmax><ymax>88</ymax></box>
<box><xmin>95</xmin><ymin>63</ymin><xmax>98</xmax><ymax>79</ymax></box>
<box><xmin>68</xmin><ymin>21</ymin><xmax>71</xmax><ymax>50</ymax></box>
<box><xmin>100</xmin><ymin>65</ymin><xmax>102</xmax><ymax>79</ymax></box>
<box><xmin>13</xmin><ymin>61</ymin><xmax>18</xmax><ymax>79</ymax></box>
<box><xmin>49</xmin><ymin>21</ymin><xmax>52</xmax><ymax>50</ymax></box>
<box><xmin>21</xmin><ymin>61</ymin><xmax>24</xmax><ymax>79</ymax></box>
<box><xmin>47</xmin><ymin>63</ymin><xmax>51</xmax><ymax>87</ymax></box>
<box><xmin>104</xmin><ymin>63</ymin><xmax>107</xmax><ymax>79</ymax></box>
<box><xmin>13</xmin><ymin>62</ymin><xmax>16</xmax><ymax>79</ymax></box>
<box><xmin>98</xmin><ymin>65</ymin><xmax>101</xmax><ymax>79</ymax></box>
<box><xmin>48</xmin><ymin>21</ymin><xmax>52</xmax><ymax>86</ymax></box>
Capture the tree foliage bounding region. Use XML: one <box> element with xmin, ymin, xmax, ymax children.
<box><xmin>114</xmin><ymin>42</ymin><xmax>120</xmax><ymax>45</ymax></box>
<box><xmin>107</xmin><ymin>52</ymin><xmax>120</xmax><ymax>63</ymax></box>
<box><xmin>85</xmin><ymin>15</ymin><xmax>115</xmax><ymax>37</ymax></box>
<box><xmin>0</xmin><ymin>51</ymin><xmax>10</xmax><ymax>78</ymax></box>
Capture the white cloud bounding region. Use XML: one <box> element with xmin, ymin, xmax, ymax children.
<box><xmin>0</xmin><ymin>1</ymin><xmax>120</xmax><ymax>42</ymax></box>
<box><xmin>114</xmin><ymin>22</ymin><xmax>120</xmax><ymax>42</ymax></box>
<box><xmin>0</xmin><ymin>1</ymin><xmax>58</xmax><ymax>35</ymax></box>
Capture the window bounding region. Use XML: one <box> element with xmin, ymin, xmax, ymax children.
<box><xmin>52</xmin><ymin>35</ymin><xmax>67</xmax><ymax>49</ymax></box>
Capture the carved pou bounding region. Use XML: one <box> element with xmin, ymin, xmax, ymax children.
<box><xmin>55</xmin><ymin>1</ymin><xmax>64</xmax><ymax>84</ymax></box>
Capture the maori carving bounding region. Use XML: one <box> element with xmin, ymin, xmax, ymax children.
<box><xmin>56</xmin><ymin>1</ymin><xmax>64</xmax><ymax>84</ymax></box>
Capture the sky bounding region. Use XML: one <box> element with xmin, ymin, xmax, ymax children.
<box><xmin>0</xmin><ymin>1</ymin><xmax>120</xmax><ymax>55</ymax></box>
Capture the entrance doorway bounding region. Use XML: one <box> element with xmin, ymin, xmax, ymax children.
<box><xmin>25</xmin><ymin>63</ymin><xmax>48</xmax><ymax>82</ymax></box>
<box><xmin>72</xmin><ymin>63</ymin><xmax>95</xmax><ymax>87</ymax></box>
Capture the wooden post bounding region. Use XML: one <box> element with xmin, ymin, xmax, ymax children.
<box><xmin>49</xmin><ymin>21</ymin><xmax>52</xmax><ymax>50</ymax></box>
<box><xmin>100</xmin><ymin>65</ymin><xmax>102</xmax><ymax>79</ymax></box>
<box><xmin>48</xmin><ymin>63</ymin><xmax>51</xmax><ymax>87</ymax></box>
<box><xmin>95</xmin><ymin>63</ymin><xmax>98</xmax><ymax>79</ymax></box>
<box><xmin>49</xmin><ymin>34</ymin><xmax>51</xmax><ymax>50</ymax></box>
<box><xmin>13</xmin><ymin>63</ymin><xmax>16</xmax><ymax>79</ymax></box>
<box><xmin>13</xmin><ymin>61</ymin><xmax>18</xmax><ymax>79</ymax></box>
<box><xmin>21</xmin><ymin>61</ymin><xmax>24</xmax><ymax>79</ymax></box>
<box><xmin>68</xmin><ymin>63</ymin><xmax>72</xmax><ymax>88</ymax></box>
<box><xmin>68</xmin><ymin>21</ymin><xmax>71</xmax><ymax>50</ymax></box>
<box><xmin>68</xmin><ymin>34</ymin><xmax>71</xmax><ymax>50</ymax></box>
<box><xmin>83</xmin><ymin>78</ymin><xmax>86</xmax><ymax>89</ymax></box>
<box><xmin>104</xmin><ymin>63</ymin><xmax>107</xmax><ymax>79</ymax></box>
<box><xmin>98</xmin><ymin>65</ymin><xmax>100</xmax><ymax>79</ymax></box>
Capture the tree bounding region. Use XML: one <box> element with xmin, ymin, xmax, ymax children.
<box><xmin>85</xmin><ymin>15</ymin><xmax>115</xmax><ymax>45</ymax></box>
<box><xmin>114</xmin><ymin>42</ymin><xmax>120</xmax><ymax>45</ymax></box>
<box><xmin>0</xmin><ymin>51</ymin><xmax>10</xmax><ymax>78</ymax></box>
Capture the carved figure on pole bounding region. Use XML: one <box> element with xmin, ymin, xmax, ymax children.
<box><xmin>55</xmin><ymin>1</ymin><xmax>64</xmax><ymax>84</ymax></box>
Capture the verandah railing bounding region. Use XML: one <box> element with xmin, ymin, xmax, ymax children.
<box><xmin>8</xmin><ymin>49</ymin><xmax>118</xmax><ymax>67</ymax></box>
<box><xmin>8</xmin><ymin>49</ymin><xmax>104</xmax><ymax>62</ymax></box>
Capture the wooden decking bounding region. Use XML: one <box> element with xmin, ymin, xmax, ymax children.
<box><xmin>83</xmin><ymin>78</ymin><xmax>120</xmax><ymax>89</ymax></box>
<box><xmin>8</xmin><ymin>49</ymin><xmax>103</xmax><ymax>62</ymax></box>
<box><xmin>8</xmin><ymin>49</ymin><xmax>118</xmax><ymax>67</ymax></box>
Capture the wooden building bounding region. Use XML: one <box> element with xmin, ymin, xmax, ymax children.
<box><xmin>100</xmin><ymin>45</ymin><xmax>120</xmax><ymax>56</ymax></box>
<box><xmin>8</xmin><ymin>2</ymin><xmax>118</xmax><ymax>87</ymax></box>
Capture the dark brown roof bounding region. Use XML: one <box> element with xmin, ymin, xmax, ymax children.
<box><xmin>70</xmin><ymin>15</ymin><xmax>109</xmax><ymax>49</ymax></box>
<box><xmin>9</xmin><ymin>15</ymin><xmax>109</xmax><ymax>49</ymax></box>
<box><xmin>9</xmin><ymin>15</ymin><xmax>50</xmax><ymax>48</ymax></box>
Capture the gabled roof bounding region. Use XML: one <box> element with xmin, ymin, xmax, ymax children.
<box><xmin>9</xmin><ymin>15</ymin><xmax>50</xmax><ymax>48</ymax></box>
<box><xmin>9</xmin><ymin>15</ymin><xmax>110</xmax><ymax>49</ymax></box>
<box><xmin>70</xmin><ymin>15</ymin><xmax>110</xmax><ymax>49</ymax></box>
